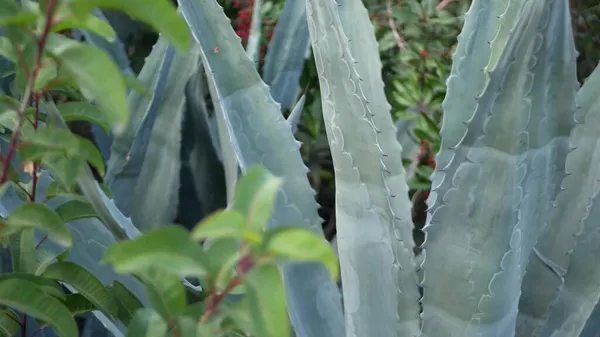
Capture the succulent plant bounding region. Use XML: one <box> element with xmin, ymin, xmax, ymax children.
<box><xmin>2</xmin><ymin>0</ymin><xmax>600</xmax><ymax>336</ymax></box>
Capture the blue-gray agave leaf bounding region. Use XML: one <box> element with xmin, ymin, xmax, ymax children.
<box><xmin>433</xmin><ymin>0</ymin><xmax>523</xmax><ymax>178</ymax></box>
<box><xmin>204</xmin><ymin>70</ymin><xmax>240</xmax><ymax>204</ymax></box>
<box><xmin>518</xmin><ymin>58</ymin><xmax>600</xmax><ymax>337</ymax></box>
<box><xmin>580</xmin><ymin>300</ymin><xmax>600</xmax><ymax>337</ymax></box>
<box><xmin>129</xmin><ymin>45</ymin><xmax>199</xmax><ymax>230</ymax></box>
<box><xmin>104</xmin><ymin>36</ymin><xmax>169</xmax><ymax>191</ymax></box>
<box><xmin>262</xmin><ymin>0</ymin><xmax>310</xmax><ymax>111</ymax></box>
<box><xmin>306</xmin><ymin>0</ymin><xmax>420</xmax><ymax>335</ymax></box>
<box><xmin>178</xmin><ymin>0</ymin><xmax>345</xmax><ymax>336</ymax></box>
<box><xmin>245</xmin><ymin>0</ymin><xmax>263</xmax><ymax>65</ymax></box>
<box><xmin>287</xmin><ymin>93</ymin><xmax>306</xmax><ymax>135</ymax></box>
<box><xmin>420</xmin><ymin>1</ymin><xmax>573</xmax><ymax>336</ymax></box>
<box><xmin>106</xmin><ymin>40</ymin><xmax>175</xmax><ymax>216</ymax></box>
<box><xmin>177</xmin><ymin>61</ymin><xmax>227</xmax><ymax>228</ymax></box>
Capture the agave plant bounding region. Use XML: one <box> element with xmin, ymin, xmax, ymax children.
<box><xmin>2</xmin><ymin>0</ymin><xmax>600</xmax><ymax>336</ymax></box>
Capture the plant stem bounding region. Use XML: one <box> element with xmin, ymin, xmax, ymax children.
<box><xmin>0</xmin><ymin>0</ymin><xmax>57</xmax><ymax>185</ymax></box>
<box><xmin>199</xmin><ymin>274</ymin><xmax>243</xmax><ymax>324</ymax></box>
<box><xmin>1</xmin><ymin>3</ymin><xmax>58</xmax><ymax>336</ymax></box>
<box><xmin>20</xmin><ymin>314</ymin><xmax>26</xmax><ymax>337</ymax></box>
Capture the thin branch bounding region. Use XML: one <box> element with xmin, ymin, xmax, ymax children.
<box><xmin>386</xmin><ymin>0</ymin><xmax>407</xmax><ymax>51</ymax></box>
<box><xmin>436</xmin><ymin>0</ymin><xmax>454</xmax><ymax>11</ymax></box>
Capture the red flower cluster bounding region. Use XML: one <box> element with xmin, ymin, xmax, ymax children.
<box><xmin>234</xmin><ymin>0</ymin><xmax>254</xmax><ymax>41</ymax></box>
<box><xmin>415</xmin><ymin>140</ymin><xmax>436</xmax><ymax>169</ymax></box>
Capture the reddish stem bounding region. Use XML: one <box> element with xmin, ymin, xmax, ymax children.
<box><xmin>20</xmin><ymin>314</ymin><xmax>26</xmax><ymax>337</ymax></box>
<box><xmin>168</xmin><ymin>318</ymin><xmax>179</xmax><ymax>337</ymax></box>
<box><xmin>1</xmin><ymin>3</ymin><xmax>58</xmax><ymax>336</ymax></box>
<box><xmin>0</xmin><ymin>0</ymin><xmax>56</xmax><ymax>185</ymax></box>
<box><xmin>199</xmin><ymin>274</ymin><xmax>243</xmax><ymax>324</ymax></box>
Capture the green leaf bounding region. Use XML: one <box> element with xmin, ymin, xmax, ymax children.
<box><xmin>109</xmin><ymin>281</ymin><xmax>143</xmax><ymax>326</ymax></box>
<box><xmin>102</xmin><ymin>226</ymin><xmax>208</xmax><ymax>277</ymax></box>
<box><xmin>0</xmin><ymin>37</ymin><xmax>16</xmax><ymax>62</ymax></box>
<box><xmin>52</xmin><ymin>12</ymin><xmax>116</xmax><ymax>42</ymax></box>
<box><xmin>34</xmin><ymin>59</ymin><xmax>59</xmax><ymax>90</ymax></box>
<box><xmin>56</xmin><ymin>101</ymin><xmax>112</xmax><ymax>133</ymax></box>
<box><xmin>265</xmin><ymin>227</ymin><xmax>339</xmax><ymax>281</ymax></box>
<box><xmin>25</xmin><ymin>127</ymin><xmax>80</xmax><ymax>156</ymax></box>
<box><xmin>73</xmin><ymin>0</ymin><xmax>190</xmax><ymax>53</ymax></box>
<box><xmin>55</xmin><ymin>199</ymin><xmax>97</xmax><ymax>223</ymax></box>
<box><xmin>232</xmin><ymin>166</ymin><xmax>283</xmax><ymax>232</ymax></box>
<box><xmin>77</xmin><ymin>135</ymin><xmax>106</xmax><ymax>177</ymax></box>
<box><xmin>9</xmin><ymin>229</ymin><xmax>37</xmax><ymax>274</ymax></box>
<box><xmin>0</xmin><ymin>308</ymin><xmax>19</xmax><ymax>337</ymax></box>
<box><xmin>138</xmin><ymin>269</ymin><xmax>186</xmax><ymax>319</ymax></box>
<box><xmin>42</xmin><ymin>154</ymin><xmax>84</xmax><ymax>190</ymax></box>
<box><xmin>55</xmin><ymin>248</ymin><xmax>71</xmax><ymax>262</ymax></box>
<box><xmin>0</xmin><ymin>0</ymin><xmax>37</xmax><ymax>26</ymax></box>
<box><xmin>203</xmin><ymin>238</ymin><xmax>241</xmax><ymax>283</ymax></box>
<box><xmin>64</xmin><ymin>293</ymin><xmax>97</xmax><ymax>316</ymax></box>
<box><xmin>35</xmin><ymin>248</ymin><xmax>60</xmax><ymax>275</ymax></box>
<box><xmin>3</xmin><ymin>203</ymin><xmax>73</xmax><ymax>247</ymax></box>
<box><xmin>42</xmin><ymin>261</ymin><xmax>118</xmax><ymax>316</ymax></box>
<box><xmin>44</xmin><ymin>33</ymin><xmax>128</xmax><ymax>129</ymax></box>
<box><xmin>191</xmin><ymin>209</ymin><xmax>259</xmax><ymax>242</ymax></box>
<box><xmin>125</xmin><ymin>308</ymin><xmax>168</xmax><ymax>337</ymax></box>
<box><xmin>168</xmin><ymin>316</ymin><xmax>215</xmax><ymax>337</ymax></box>
<box><xmin>0</xmin><ymin>279</ymin><xmax>77</xmax><ymax>337</ymax></box>
<box><xmin>243</xmin><ymin>263</ymin><xmax>289</xmax><ymax>337</ymax></box>
<box><xmin>0</xmin><ymin>273</ymin><xmax>65</xmax><ymax>300</ymax></box>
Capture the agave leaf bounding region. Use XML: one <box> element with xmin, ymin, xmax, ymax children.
<box><xmin>511</xmin><ymin>0</ymin><xmax>584</xmax><ymax>334</ymax></box>
<box><xmin>519</xmin><ymin>61</ymin><xmax>600</xmax><ymax>337</ymax></box>
<box><xmin>287</xmin><ymin>92</ymin><xmax>305</xmax><ymax>135</ymax></box>
<box><xmin>307</xmin><ymin>0</ymin><xmax>420</xmax><ymax>335</ymax></box>
<box><xmin>178</xmin><ymin>61</ymin><xmax>227</xmax><ymax>228</ymax></box>
<box><xmin>204</xmin><ymin>69</ymin><xmax>239</xmax><ymax>204</ymax></box>
<box><xmin>421</xmin><ymin>1</ymin><xmax>572</xmax><ymax>336</ymax></box>
<box><xmin>580</xmin><ymin>301</ymin><xmax>600</xmax><ymax>337</ymax></box>
<box><xmin>178</xmin><ymin>0</ymin><xmax>345</xmax><ymax>336</ymax></box>
<box><xmin>434</xmin><ymin>0</ymin><xmax>516</xmax><ymax>179</ymax></box>
<box><xmin>262</xmin><ymin>0</ymin><xmax>310</xmax><ymax>111</ymax></box>
<box><xmin>105</xmin><ymin>36</ymin><xmax>169</xmax><ymax>192</ymax></box>
<box><xmin>129</xmin><ymin>44</ymin><xmax>198</xmax><ymax>230</ymax></box>
<box><xmin>106</xmin><ymin>42</ymin><xmax>176</xmax><ymax>217</ymax></box>
<box><xmin>245</xmin><ymin>0</ymin><xmax>263</xmax><ymax>66</ymax></box>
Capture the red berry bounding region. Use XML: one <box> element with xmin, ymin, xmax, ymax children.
<box><xmin>420</xmin><ymin>50</ymin><xmax>428</xmax><ymax>58</ymax></box>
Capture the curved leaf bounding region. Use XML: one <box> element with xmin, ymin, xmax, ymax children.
<box><xmin>0</xmin><ymin>279</ymin><xmax>77</xmax><ymax>337</ymax></box>
<box><xmin>42</xmin><ymin>261</ymin><xmax>118</xmax><ymax>317</ymax></box>
<box><xmin>44</xmin><ymin>34</ymin><xmax>128</xmax><ymax>130</ymax></box>
<box><xmin>4</xmin><ymin>203</ymin><xmax>72</xmax><ymax>247</ymax></box>
<box><xmin>262</xmin><ymin>0</ymin><xmax>310</xmax><ymax>111</ymax></box>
